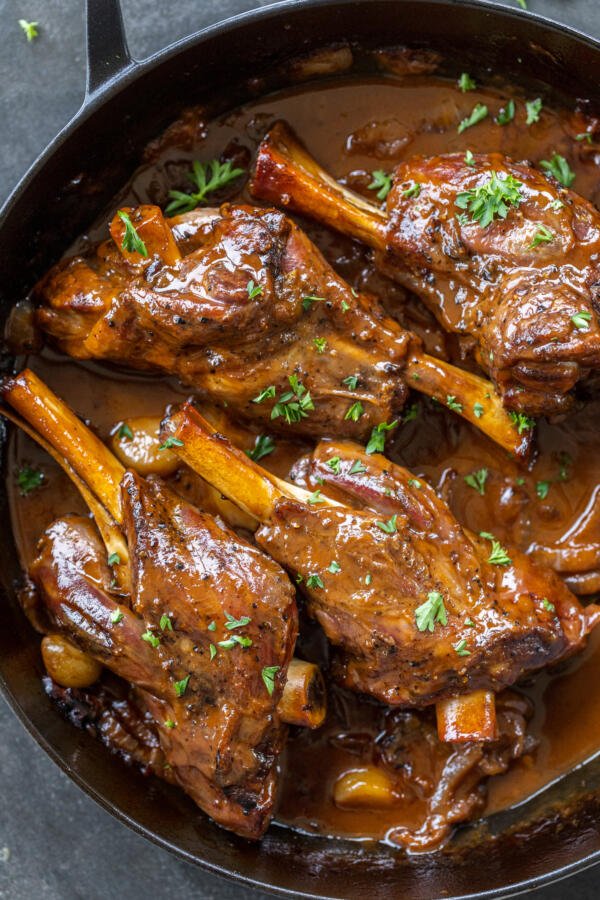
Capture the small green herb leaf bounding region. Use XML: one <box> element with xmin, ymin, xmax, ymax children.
<box><xmin>415</xmin><ymin>591</ymin><xmax>448</xmax><ymax>632</ymax></box>
<box><xmin>302</xmin><ymin>295</ymin><xmax>324</xmax><ymax>312</ymax></box>
<box><xmin>224</xmin><ymin>613</ymin><xmax>251</xmax><ymax>630</ymax></box>
<box><xmin>262</xmin><ymin>665</ymin><xmax>280</xmax><ymax>696</ymax></box>
<box><xmin>454</xmin><ymin>639</ymin><xmax>471</xmax><ymax>657</ymax></box>
<box><xmin>307</xmin><ymin>490</ymin><xmax>325</xmax><ymax>505</ymax></box>
<box><xmin>142</xmin><ymin>630</ymin><xmax>160</xmax><ymax>649</ymax></box>
<box><xmin>529</xmin><ymin>224</ymin><xmax>554</xmax><ymax>249</ymax></box>
<box><xmin>446</xmin><ymin>395</ymin><xmax>463</xmax><ymax>413</ymax></box>
<box><xmin>313</xmin><ymin>337</ymin><xmax>328</xmax><ymax>354</ymax></box>
<box><xmin>19</xmin><ymin>19</ymin><xmax>38</xmax><ymax>41</ymax></box>
<box><xmin>165</xmin><ymin>159</ymin><xmax>245</xmax><ymax>214</ymax></box>
<box><xmin>536</xmin><ymin>481</ymin><xmax>550</xmax><ymax>500</ymax></box>
<box><xmin>111</xmin><ymin>609</ymin><xmax>124</xmax><ymax>624</ymax></box>
<box><xmin>328</xmin><ymin>560</ymin><xmax>341</xmax><ymax>574</ymax></box>
<box><xmin>343</xmin><ymin>375</ymin><xmax>359</xmax><ymax>390</ymax></box>
<box><xmin>464</xmin><ymin>467</ymin><xmax>488</xmax><ymax>496</ymax></box>
<box><xmin>542</xmin><ymin>598</ymin><xmax>555</xmax><ymax>612</ymax></box>
<box><xmin>509</xmin><ymin>411</ymin><xmax>535</xmax><ymax>434</ymax></box>
<box><xmin>571</xmin><ymin>310</ymin><xmax>593</xmax><ymax>331</ymax></box>
<box><xmin>458</xmin><ymin>103</ymin><xmax>488</xmax><ymax>134</ymax></box>
<box><xmin>480</xmin><ymin>531</ymin><xmax>512</xmax><ymax>566</ymax></box>
<box><xmin>458</xmin><ymin>72</ymin><xmax>476</xmax><ymax>92</ymax></box>
<box><xmin>496</xmin><ymin>100</ymin><xmax>515</xmax><ymax>126</ymax></box>
<box><xmin>540</xmin><ymin>153</ymin><xmax>575</xmax><ymax>188</ymax></box>
<box><xmin>456</xmin><ymin>171</ymin><xmax>523</xmax><ymax>227</ymax></box>
<box><xmin>306</xmin><ymin>574</ymin><xmax>324</xmax><ymax>589</ymax></box>
<box><xmin>218</xmin><ymin>634</ymin><xmax>253</xmax><ymax>649</ymax></box>
<box><xmin>376</xmin><ymin>514</ymin><xmax>398</xmax><ymax>534</ymax></box>
<box><xmin>247</xmin><ymin>280</ymin><xmax>263</xmax><ymax>300</ymax></box>
<box><xmin>344</xmin><ymin>401</ymin><xmax>364</xmax><ymax>422</ymax></box>
<box><xmin>17</xmin><ymin>466</ymin><xmax>44</xmax><ymax>495</ymax></box>
<box><xmin>473</xmin><ymin>402</ymin><xmax>484</xmax><ymax>418</ymax></box>
<box><xmin>525</xmin><ymin>98</ymin><xmax>543</xmax><ymax>125</ymax></box>
<box><xmin>118</xmin><ymin>211</ymin><xmax>148</xmax><ymax>257</ymax></box>
<box><xmin>349</xmin><ymin>459</ymin><xmax>367</xmax><ymax>475</ymax></box>
<box><xmin>402</xmin><ymin>182</ymin><xmax>421</xmax><ymax>199</ymax></box>
<box><xmin>246</xmin><ymin>434</ymin><xmax>276</xmax><ymax>462</ymax></box>
<box><xmin>107</xmin><ymin>552</ymin><xmax>121</xmax><ymax>567</ymax></box>
<box><xmin>464</xmin><ymin>149</ymin><xmax>475</xmax><ymax>167</ymax></box>
<box><xmin>327</xmin><ymin>456</ymin><xmax>341</xmax><ymax>474</ymax></box>
<box><xmin>174</xmin><ymin>675</ymin><xmax>191</xmax><ymax>697</ymax></box>
<box><xmin>366</xmin><ymin>420</ymin><xmax>398</xmax><ymax>454</ymax></box>
<box><xmin>368</xmin><ymin>170</ymin><xmax>393</xmax><ymax>201</ymax></box>
<box><xmin>158</xmin><ymin>436</ymin><xmax>184</xmax><ymax>451</ymax></box>
<box><xmin>253</xmin><ymin>385</ymin><xmax>276</xmax><ymax>404</ymax></box>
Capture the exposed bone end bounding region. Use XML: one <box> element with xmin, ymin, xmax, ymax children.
<box><xmin>277</xmin><ymin>658</ymin><xmax>326</xmax><ymax>729</ymax></box>
<box><xmin>436</xmin><ymin>691</ymin><xmax>497</xmax><ymax>744</ymax></box>
<box><xmin>2</xmin><ymin>369</ymin><xmax>126</xmax><ymax>523</ymax></box>
<box><xmin>406</xmin><ymin>353</ymin><xmax>533</xmax><ymax>460</ymax></box>
<box><xmin>251</xmin><ymin>121</ymin><xmax>387</xmax><ymax>250</ymax></box>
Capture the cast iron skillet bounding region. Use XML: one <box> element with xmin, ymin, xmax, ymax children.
<box><xmin>2</xmin><ymin>0</ymin><xmax>600</xmax><ymax>896</ymax></box>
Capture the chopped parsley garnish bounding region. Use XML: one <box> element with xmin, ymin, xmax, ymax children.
<box><xmin>246</xmin><ymin>434</ymin><xmax>276</xmax><ymax>462</ymax></box>
<box><xmin>558</xmin><ymin>451</ymin><xmax>572</xmax><ymax>481</ymax></box>
<box><xmin>446</xmin><ymin>395</ymin><xmax>463</xmax><ymax>413</ymax></box>
<box><xmin>349</xmin><ymin>459</ymin><xmax>367</xmax><ymax>475</ymax></box>
<box><xmin>403</xmin><ymin>403</ymin><xmax>419</xmax><ymax>423</ymax></box>
<box><xmin>454</xmin><ymin>639</ymin><xmax>471</xmax><ymax>657</ymax></box>
<box><xmin>529</xmin><ymin>225</ymin><xmax>554</xmax><ymax>248</ymax></box>
<box><xmin>366</xmin><ymin>420</ymin><xmax>398</xmax><ymax>454</ymax></box>
<box><xmin>415</xmin><ymin>591</ymin><xmax>447</xmax><ymax>632</ymax></box>
<box><xmin>218</xmin><ymin>634</ymin><xmax>253</xmax><ymax>649</ymax></box>
<box><xmin>549</xmin><ymin>198</ymin><xmax>565</xmax><ymax>211</ymax></box>
<box><xmin>327</xmin><ymin>456</ymin><xmax>341</xmax><ymax>474</ymax></box>
<box><xmin>313</xmin><ymin>337</ymin><xmax>328</xmax><ymax>353</ymax></box>
<box><xmin>117</xmin><ymin>211</ymin><xmax>148</xmax><ymax>257</ymax></box>
<box><xmin>341</xmin><ymin>300</ymin><xmax>350</xmax><ymax>312</ymax></box>
<box><xmin>253</xmin><ymin>385</ymin><xmax>276</xmax><ymax>404</ymax></box>
<box><xmin>207</xmin><ymin>620</ymin><xmax>216</xmax><ymax>632</ymax></box>
<box><xmin>464</xmin><ymin>150</ymin><xmax>475</xmax><ymax>167</ymax></box>
<box><xmin>368</xmin><ymin>170</ymin><xmax>393</xmax><ymax>201</ymax></box>
<box><xmin>160</xmin><ymin>614</ymin><xmax>173</xmax><ymax>631</ymax></box>
<box><xmin>376</xmin><ymin>514</ymin><xmax>398</xmax><ymax>534</ymax></box>
<box><xmin>307</xmin><ymin>490</ymin><xmax>325</xmax><ymax>505</ymax></box>
<box><xmin>473</xmin><ymin>402</ymin><xmax>484</xmax><ymax>418</ymax></box>
<box><xmin>111</xmin><ymin>609</ymin><xmax>124</xmax><ymax>624</ymax></box>
<box><xmin>174</xmin><ymin>675</ymin><xmax>191</xmax><ymax>697</ymax></box>
<box><xmin>209</xmin><ymin>644</ymin><xmax>217</xmax><ymax>660</ymax></box>
<box><xmin>19</xmin><ymin>19</ymin><xmax>38</xmax><ymax>41</ymax></box>
<box><xmin>457</xmin><ymin>103</ymin><xmax>488</xmax><ymax>134</ymax></box>
<box><xmin>465</xmin><ymin>618</ymin><xmax>475</xmax><ymax>627</ymax></box>
<box><xmin>509</xmin><ymin>411</ymin><xmax>535</xmax><ymax>434</ymax></box>
<box><xmin>247</xmin><ymin>280</ymin><xmax>263</xmax><ymax>300</ymax></box>
<box><xmin>159</xmin><ymin>436</ymin><xmax>184</xmax><ymax>451</ymax></box>
<box><xmin>464</xmin><ymin>467</ymin><xmax>488</xmax><ymax>496</ymax></box>
<box><xmin>343</xmin><ymin>374</ymin><xmax>359</xmax><ymax>390</ymax></box>
<box><xmin>540</xmin><ymin>153</ymin><xmax>575</xmax><ymax>188</ymax></box>
<box><xmin>365</xmin><ymin>573</ymin><xmax>373</xmax><ymax>586</ymax></box>
<box><xmin>516</xmin><ymin>0</ymin><xmax>527</xmax><ymax>9</ymax></box>
<box><xmin>458</xmin><ymin>72</ymin><xmax>476</xmax><ymax>92</ymax></box>
<box><xmin>271</xmin><ymin>375</ymin><xmax>314</xmax><ymax>424</ymax></box>
<box><xmin>306</xmin><ymin>574</ymin><xmax>324</xmax><ymax>589</ymax></box>
<box><xmin>402</xmin><ymin>182</ymin><xmax>421</xmax><ymax>199</ymax></box>
<box><xmin>525</xmin><ymin>98</ymin><xmax>543</xmax><ymax>125</ymax></box>
<box><xmin>118</xmin><ymin>423</ymin><xmax>133</xmax><ymax>440</ymax></box>
<box><xmin>164</xmin><ymin>719</ymin><xmax>176</xmax><ymax>729</ymax></box>
<box><xmin>516</xmin><ymin>477</ymin><xmax>526</xmax><ymax>486</ymax></box>
<box><xmin>302</xmin><ymin>295</ymin><xmax>324</xmax><ymax>312</ymax></box>
<box><xmin>496</xmin><ymin>100</ymin><xmax>515</xmax><ymax>126</ymax></box>
<box><xmin>107</xmin><ymin>552</ymin><xmax>121</xmax><ymax>567</ymax></box>
<box><xmin>536</xmin><ymin>481</ymin><xmax>550</xmax><ymax>500</ymax></box>
<box><xmin>165</xmin><ymin>159</ymin><xmax>245</xmax><ymax>214</ymax></box>
<box><xmin>455</xmin><ymin>171</ymin><xmax>523</xmax><ymax>227</ymax></box>
<box><xmin>344</xmin><ymin>401</ymin><xmax>364</xmax><ymax>422</ymax></box>
<box><xmin>328</xmin><ymin>560</ymin><xmax>341</xmax><ymax>574</ymax></box>
<box><xmin>262</xmin><ymin>665</ymin><xmax>280</xmax><ymax>696</ymax></box>
<box><xmin>575</xmin><ymin>132</ymin><xmax>593</xmax><ymax>144</ymax></box>
<box><xmin>480</xmin><ymin>531</ymin><xmax>512</xmax><ymax>566</ymax></box>
<box><xmin>407</xmin><ymin>478</ymin><xmax>421</xmax><ymax>488</ymax></box>
<box><xmin>571</xmin><ymin>310</ymin><xmax>592</xmax><ymax>331</ymax></box>
<box><xmin>17</xmin><ymin>465</ymin><xmax>44</xmax><ymax>495</ymax></box>
<box><xmin>542</xmin><ymin>598</ymin><xmax>555</xmax><ymax>612</ymax></box>
<box><xmin>224</xmin><ymin>613</ymin><xmax>251</xmax><ymax>630</ymax></box>
<box><xmin>142</xmin><ymin>630</ymin><xmax>160</xmax><ymax>648</ymax></box>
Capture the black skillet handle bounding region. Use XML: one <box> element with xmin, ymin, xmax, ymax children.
<box><xmin>85</xmin><ymin>0</ymin><xmax>133</xmax><ymax>97</ymax></box>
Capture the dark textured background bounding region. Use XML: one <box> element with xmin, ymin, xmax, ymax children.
<box><xmin>0</xmin><ymin>1</ymin><xmax>599</xmax><ymax>897</ymax></box>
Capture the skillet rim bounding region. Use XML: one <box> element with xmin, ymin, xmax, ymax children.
<box><xmin>2</xmin><ymin>0</ymin><xmax>600</xmax><ymax>897</ymax></box>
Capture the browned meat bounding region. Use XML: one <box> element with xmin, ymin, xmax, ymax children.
<box><xmin>378</xmin><ymin>691</ymin><xmax>536</xmax><ymax>851</ymax></box>
<box><xmin>34</xmin><ymin>202</ymin><xmax>531</xmax><ymax>458</ymax></box>
<box><xmin>252</xmin><ymin>122</ymin><xmax>600</xmax><ymax>415</ymax></box>
<box><xmin>163</xmin><ymin>403</ymin><xmax>598</xmax><ymax>708</ymax></box>
<box><xmin>5</xmin><ymin>369</ymin><xmax>298</xmax><ymax>840</ymax></box>
<box><xmin>379</xmin><ymin>154</ymin><xmax>600</xmax><ymax>414</ymax></box>
<box><xmin>31</xmin><ymin>479</ymin><xmax>297</xmax><ymax>838</ymax></box>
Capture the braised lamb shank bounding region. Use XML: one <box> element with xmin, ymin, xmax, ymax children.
<box><xmin>161</xmin><ymin>401</ymin><xmax>598</xmax><ymax>709</ymax></box>
<box><xmin>2</xmin><ymin>369</ymin><xmax>304</xmax><ymax>839</ymax></box>
<box><xmin>35</xmin><ymin>201</ymin><xmax>530</xmax><ymax>457</ymax></box>
<box><xmin>252</xmin><ymin>121</ymin><xmax>600</xmax><ymax>415</ymax></box>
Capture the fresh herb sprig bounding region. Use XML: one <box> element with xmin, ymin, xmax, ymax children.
<box><xmin>166</xmin><ymin>159</ymin><xmax>245</xmax><ymax>215</ymax></box>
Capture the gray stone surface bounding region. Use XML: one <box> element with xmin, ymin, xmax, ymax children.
<box><xmin>0</xmin><ymin>0</ymin><xmax>599</xmax><ymax>897</ymax></box>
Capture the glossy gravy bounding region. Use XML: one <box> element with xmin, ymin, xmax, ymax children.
<box><xmin>8</xmin><ymin>72</ymin><xmax>600</xmax><ymax>844</ymax></box>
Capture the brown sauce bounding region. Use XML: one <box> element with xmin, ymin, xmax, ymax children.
<box><xmin>8</xmin><ymin>72</ymin><xmax>600</xmax><ymax>845</ymax></box>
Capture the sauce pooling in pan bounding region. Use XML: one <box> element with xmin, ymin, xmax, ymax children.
<box><xmin>8</xmin><ymin>71</ymin><xmax>600</xmax><ymax>846</ymax></box>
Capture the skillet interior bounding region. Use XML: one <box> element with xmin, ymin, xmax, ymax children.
<box><xmin>2</xmin><ymin>1</ymin><xmax>600</xmax><ymax>896</ymax></box>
